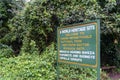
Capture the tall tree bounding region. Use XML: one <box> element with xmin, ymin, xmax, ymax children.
<box><xmin>0</xmin><ymin>0</ymin><xmax>13</xmax><ymax>39</ymax></box>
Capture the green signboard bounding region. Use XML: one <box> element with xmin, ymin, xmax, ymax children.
<box><xmin>57</xmin><ymin>20</ymin><xmax>100</xmax><ymax>69</ymax></box>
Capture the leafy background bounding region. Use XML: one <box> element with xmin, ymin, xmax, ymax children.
<box><xmin>0</xmin><ymin>0</ymin><xmax>120</xmax><ymax>80</ymax></box>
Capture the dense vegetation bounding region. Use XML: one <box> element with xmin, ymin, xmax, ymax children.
<box><xmin>0</xmin><ymin>0</ymin><xmax>120</xmax><ymax>79</ymax></box>
<box><xmin>0</xmin><ymin>43</ymin><xmax>111</xmax><ymax>80</ymax></box>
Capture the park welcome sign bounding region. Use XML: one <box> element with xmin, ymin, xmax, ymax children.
<box><xmin>57</xmin><ymin>20</ymin><xmax>100</xmax><ymax>79</ymax></box>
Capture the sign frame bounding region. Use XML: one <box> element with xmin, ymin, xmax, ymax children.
<box><xmin>57</xmin><ymin>20</ymin><xmax>100</xmax><ymax>80</ymax></box>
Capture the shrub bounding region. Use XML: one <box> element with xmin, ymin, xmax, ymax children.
<box><xmin>0</xmin><ymin>44</ymin><xmax>13</xmax><ymax>58</ymax></box>
<box><xmin>0</xmin><ymin>43</ymin><xmax>111</xmax><ymax>80</ymax></box>
<box><xmin>20</xmin><ymin>39</ymin><xmax>39</xmax><ymax>55</ymax></box>
<box><xmin>0</xmin><ymin>43</ymin><xmax>56</xmax><ymax>80</ymax></box>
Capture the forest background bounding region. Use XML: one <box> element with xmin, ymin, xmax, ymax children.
<box><xmin>0</xmin><ymin>0</ymin><xmax>120</xmax><ymax>80</ymax></box>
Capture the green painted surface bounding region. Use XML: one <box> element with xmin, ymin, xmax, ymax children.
<box><xmin>57</xmin><ymin>21</ymin><xmax>100</xmax><ymax>69</ymax></box>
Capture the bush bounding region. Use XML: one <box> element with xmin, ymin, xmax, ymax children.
<box><xmin>0</xmin><ymin>43</ymin><xmax>56</xmax><ymax>80</ymax></box>
<box><xmin>0</xmin><ymin>44</ymin><xmax>13</xmax><ymax>58</ymax></box>
<box><xmin>0</xmin><ymin>43</ymin><xmax>111</xmax><ymax>80</ymax></box>
<box><xmin>20</xmin><ymin>39</ymin><xmax>39</xmax><ymax>55</ymax></box>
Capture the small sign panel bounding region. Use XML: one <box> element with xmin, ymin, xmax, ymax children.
<box><xmin>57</xmin><ymin>21</ymin><xmax>100</xmax><ymax>68</ymax></box>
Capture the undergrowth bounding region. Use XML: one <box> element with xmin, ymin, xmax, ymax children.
<box><xmin>0</xmin><ymin>43</ymin><xmax>110</xmax><ymax>80</ymax></box>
